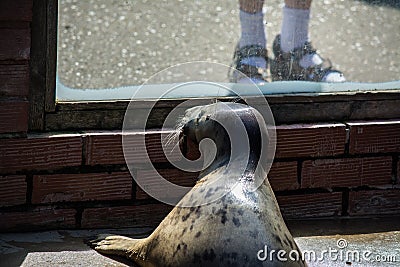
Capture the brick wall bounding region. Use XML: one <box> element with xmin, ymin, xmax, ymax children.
<box><xmin>1</xmin><ymin>122</ymin><xmax>399</xmax><ymax>232</ymax></box>
<box><xmin>0</xmin><ymin>0</ymin><xmax>31</xmax><ymax>135</ymax></box>
<box><xmin>0</xmin><ymin>0</ymin><xmax>399</xmax><ymax>232</ymax></box>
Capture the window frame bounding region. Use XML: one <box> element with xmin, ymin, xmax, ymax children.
<box><xmin>29</xmin><ymin>0</ymin><xmax>400</xmax><ymax>132</ymax></box>
<box><xmin>29</xmin><ymin>0</ymin><xmax>58</xmax><ymax>131</ymax></box>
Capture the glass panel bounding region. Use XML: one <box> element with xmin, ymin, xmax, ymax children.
<box><xmin>57</xmin><ymin>0</ymin><xmax>400</xmax><ymax>100</ymax></box>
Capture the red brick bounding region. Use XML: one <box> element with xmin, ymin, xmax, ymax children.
<box><xmin>275</xmin><ymin>123</ymin><xmax>346</xmax><ymax>158</ymax></box>
<box><xmin>81</xmin><ymin>204</ymin><xmax>172</xmax><ymax>229</ymax></box>
<box><xmin>302</xmin><ymin>157</ymin><xmax>393</xmax><ymax>189</ymax></box>
<box><xmin>0</xmin><ymin>64</ymin><xmax>29</xmax><ymax>97</ymax></box>
<box><xmin>0</xmin><ymin>100</ymin><xmax>28</xmax><ymax>133</ymax></box>
<box><xmin>85</xmin><ymin>131</ymin><xmax>181</xmax><ymax>165</ymax></box>
<box><xmin>0</xmin><ymin>0</ymin><xmax>33</xmax><ymax>22</ymax></box>
<box><xmin>0</xmin><ymin>134</ymin><xmax>82</xmax><ymax>173</ymax></box>
<box><xmin>268</xmin><ymin>161</ymin><xmax>299</xmax><ymax>191</ymax></box>
<box><xmin>0</xmin><ymin>207</ymin><xmax>76</xmax><ymax>232</ymax></box>
<box><xmin>0</xmin><ymin>29</ymin><xmax>30</xmax><ymax>60</ymax></box>
<box><xmin>0</xmin><ymin>175</ymin><xmax>26</xmax><ymax>207</ymax></box>
<box><xmin>136</xmin><ymin>169</ymin><xmax>198</xmax><ymax>200</ymax></box>
<box><xmin>348</xmin><ymin>121</ymin><xmax>400</xmax><ymax>154</ymax></box>
<box><xmin>85</xmin><ymin>133</ymin><xmax>124</xmax><ymax>165</ymax></box>
<box><xmin>32</xmin><ymin>172</ymin><xmax>132</xmax><ymax>204</ymax></box>
<box><xmin>277</xmin><ymin>192</ymin><xmax>342</xmax><ymax>219</ymax></box>
<box><xmin>348</xmin><ymin>190</ymin><xmax>400</xmax><ymax>216</ymax></box>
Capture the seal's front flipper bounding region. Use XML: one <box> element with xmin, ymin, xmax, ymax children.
<box><xmin>88</xmin><ymin>235</ymin><xmax>152</xmax><ymax>266</ymax></box>
<box><xmin>89</xmin><ymin>235</ymin><xmax>139</xmax><ymax>256</ymax></box>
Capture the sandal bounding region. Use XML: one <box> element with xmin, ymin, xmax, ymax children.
<box><xmin>270</xmin><ymin>34</ymin><xmax>345</xmax><ymax>82</ymax></box>
<box><xmin>228</xmin><ymin>44</ymin><xmax>269</xmax><ymax>83</ymax></box>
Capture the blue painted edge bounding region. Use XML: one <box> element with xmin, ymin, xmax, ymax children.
<box><xmin>56</xmin><ymin>75</ymin><xmax>400</xmax><ymax>102</ymax></box>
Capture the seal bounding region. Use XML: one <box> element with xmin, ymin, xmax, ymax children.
<box><xmin>90</xmin><ymin>102</ymin><xmax>306</xmax><ymax>267</ymax></box>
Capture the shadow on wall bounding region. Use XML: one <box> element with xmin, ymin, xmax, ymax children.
<box><xmin>356</xmin><ymin>0</ymin><xmax>400</xmax><ymax>9</ymax></box>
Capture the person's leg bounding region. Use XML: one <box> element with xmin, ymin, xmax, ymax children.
<box><xmin>230</xmin><ymin>0</ymin><xmax>268</xmax><ymax>83</ymax></box>
<box><xmin>284</xmin><ymin>0</ymin><xmax>312</xmax><ymax>9</ymax></box>
<box><xmin>272</xmin><ymin>0</ymin><xmax>346</xmax><ymax>82</ymax></box>
<box><xmin>238</xmin><ymin>0</ymin><xmax>266</xmax><ymax>49</ymax></box>
<box><xmin>280</xmin><ymin>0</ymin><xmax>312</xmax><ymax>54</ymax></box>
<box><xmin>239</xmin><ymin>0</ymin><xmax>264</xmax><ymax>15</ymax></box>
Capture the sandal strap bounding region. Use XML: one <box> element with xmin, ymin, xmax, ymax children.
<box><xmin>238</xmin><ymin>64</ymin><xmax>268</xmax><ymax>80</ymax></box>
<box><xmin>232</xmin><ymin>44</ymin><xmax>269</xmax><ymax>81</ymax></box>
<box><xmin>291</xmin><ymin>42</ymin><xmax>317</xmax><ymax>61</ymax></box>
<box><xmin>236</xmin><ymin>45</ymin><xmax>268</xmax><ymax>60</ymax></box>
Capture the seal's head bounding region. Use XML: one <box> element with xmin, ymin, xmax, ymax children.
<box><xmin>181</xmin><ymin>103</ymin><xmax>229</xmax><ymax>148</ymax></box>
<box><xmin>180</xmin><ymin>102</ymin><xmax>267</xmax><ymax>181</ymax></box>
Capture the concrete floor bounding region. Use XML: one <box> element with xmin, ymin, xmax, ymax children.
<box><xmin>1</xmin><ymin>217</ymin><xmax>399</xmax><ymax>267</ymax></box>
<box><xmin>57</xmin><ymin>0</ymin><xmax>400</xmax><ymax>89</ymax></box>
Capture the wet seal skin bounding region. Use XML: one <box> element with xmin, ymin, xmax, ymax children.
<box><xmin>89</xmin><ymin>102</ymin><xmax>307</xmax><ymax>267</ymax></box>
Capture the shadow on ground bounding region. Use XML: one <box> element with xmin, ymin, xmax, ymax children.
<box><xmin>287</xmin><ymin>216</ymin><xmax>400</xmax><ymax>237</ymax></box>
<box><xmin>0</xmin><ymin>228</ymin><xmax>152</xmax><ymax>267</ymax></box>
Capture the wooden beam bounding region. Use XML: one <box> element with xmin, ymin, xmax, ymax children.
<box><xmin>46</xmin><ymin>95</ymin><xmax>400</xmax><ymax>131</ymax></box>
<box><xmin>45</xmin><ymin>0</ymin><xmax>57</xmax><ymax>113</ymax></box>
<box><xmin>29</xmin><ymin>0</ymin><xmax>57</xmax><ymax>130</ymax></box>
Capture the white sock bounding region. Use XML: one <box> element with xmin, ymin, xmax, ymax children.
<box><xmin>280</xmin><ymin>6</ymin><xmax>333</xmax><ymax>72</ymax></box>
<box><xmin>239</xmin><ymin>10</ymin><xmax>267</xmax><ymax>70</ymax></box>
<box><xmin>299</xmin><ymin>53</ymin><xmax>323</xmax><ymax>68</ymax></box>
<box><xmin>239</xmin><ymin>10</ymin><xmax>266</xmax><ymax>48</ymax></box>
<box><xmin>280</xmin><ymin>6</ymin><xmax>310</xmax><ymax>53</ymax></box>
<box><xmin>300</xmin><ymin>54</ymin><xmax>346</xmax><ymax>82</ymax></box>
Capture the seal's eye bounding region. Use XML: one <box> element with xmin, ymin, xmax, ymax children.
<box><xmin>205</xmin><ymin>115</ymin><xmax>211</xmax><ymax>121</ymax></box>
<box><xmin>195</xmin><ymin>117</ymin><xmax>199</xmax><ymax>126</ymax></box>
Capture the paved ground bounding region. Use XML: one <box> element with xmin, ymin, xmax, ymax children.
<box><xmin>57</xmin><ymin>0</ymin><xmax>400</xmax><ymax>89</ymax></box>
<box><xmin>1</xmin><ymin>217</ymin><xmax>399</xmax><ymax>266</ymax></box>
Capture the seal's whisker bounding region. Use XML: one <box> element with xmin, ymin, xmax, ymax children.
<box><xmin>168</xmin><ymin>135</ymin><xmax>184</xmax><ymax>155</ymax></box>
<box><xmin>163</xmin><ymin>131</ymin><xmax>183</xmax><ymax>155</ymax></box>
<box><xmin>164</xmin><ymin>131</ymin><xmax>180</xmax><ymax>148</ymax></box>
<box><xmin>163</xmin><ymin>114</ymin><xmax>186</xmax><ymax>148</ymax></box>
<box><xmin>163</xmin><ymin>113</ymin><xmax>189</xmax><ymax>155</ymax></box>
